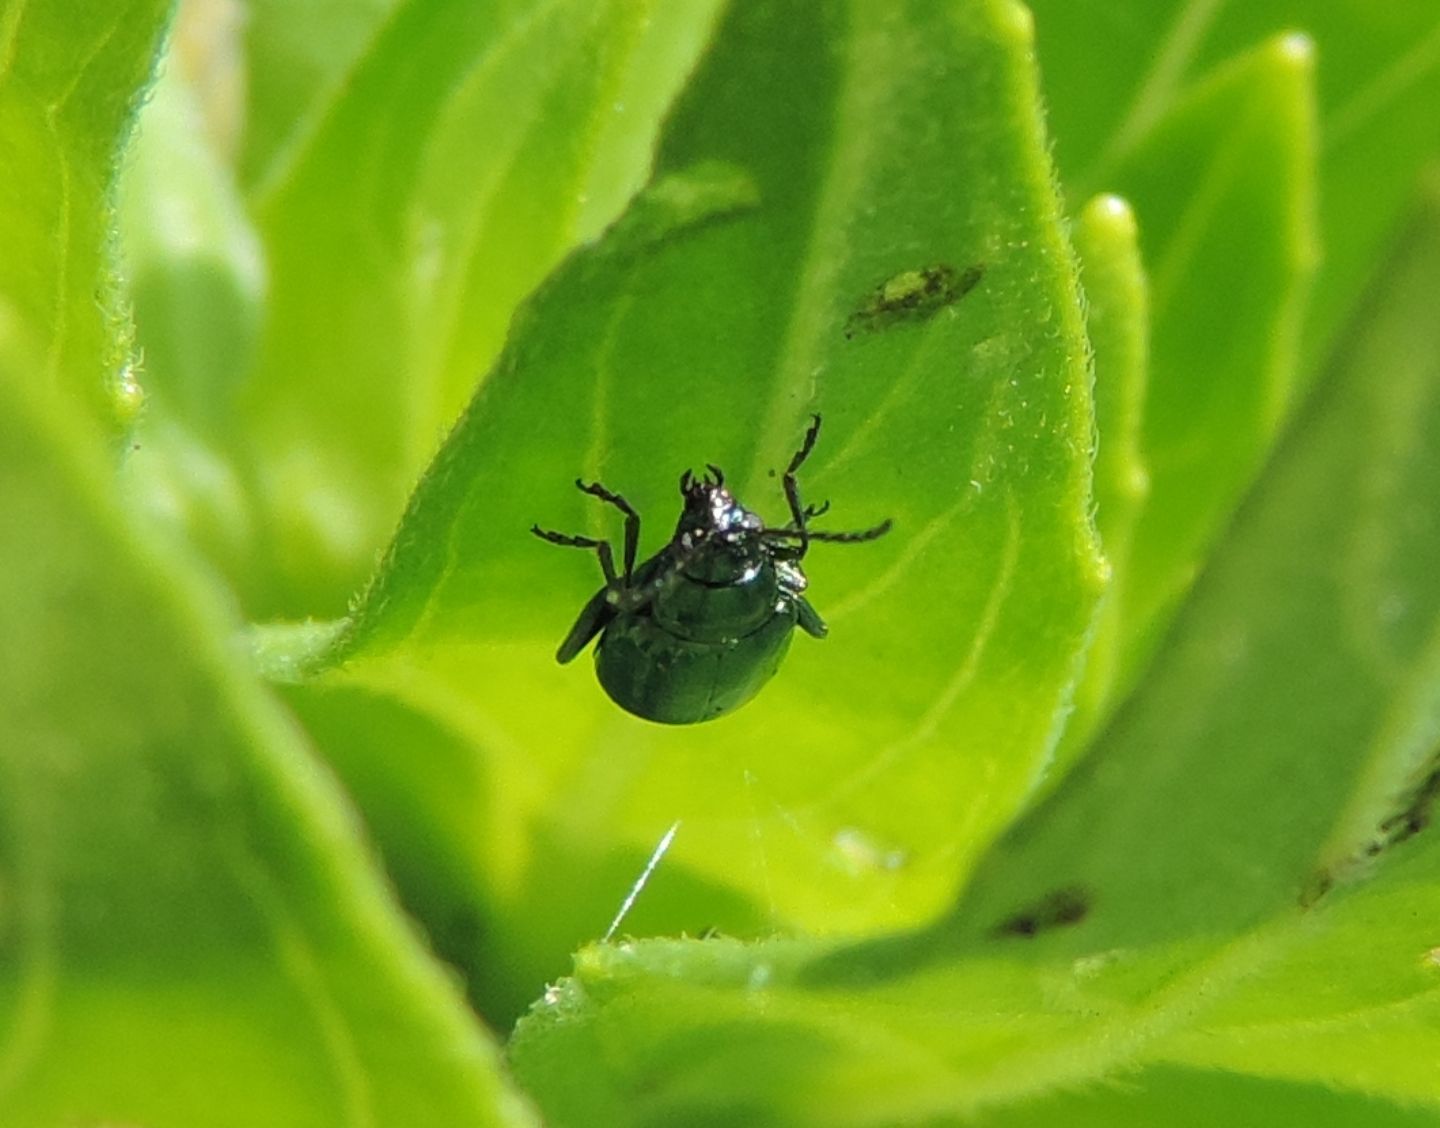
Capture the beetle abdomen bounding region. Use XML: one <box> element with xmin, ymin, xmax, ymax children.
<box><xmin>595</xmin><ymin>607</ymin><xmax>796</xmax><ymax>724</ymax></box>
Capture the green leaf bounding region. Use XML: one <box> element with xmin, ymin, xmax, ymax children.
<box><xmin>118</xmin><ymin>52</ymin><xmax>268</xmax><ymax>601</ymax></box>
<box><xmin>241</xmin><ymin>0</ymin><xmax>403</xmax><ymax>195</ymax></box>
<box><xmin>506</xmin><ymin>151</ymin><xmax>1440</xmax><ymax>1128</ymax></box>
<box><xmin>0</xmin><ymin>359</ymin><xmax>532</xmax><ymax>1125</ymax></box>
<box><xmin>1161</xmin><ymin>828</ymin><xmax>1440</xmax><ymax>1104</ymax></box>
<box><xmin>1029</xmin><ymin>0</ymin><xmax>1440</xmax><ymax>378</ymax></box>
<box><xmin>0</xmin><ymin>0</ymin><xmax>169</xmax><ymax>426</ymax></box>
<box><xmin>1026</xmin><ymin>4</ymin><xmax>1440</xmax><ymax>749</ymax></box>
<box><xmin>230</xmin><ymin>0</ymin><xmax>726</xmax><ymax>615</ymax></box>
<box><xmin>1078</xmin><ymin>35</ymin><xmax>1319</xmax><ymax>735</ymax></box>
<box><xmin>976</xmin><ymin>1066</ymin><xmax>1440</xmax><ymax>1127</ymax></box>
<box><xmin>296</xmin><ymin>0</ymin><xmax>1102</xmax><ymax>1023</ymax></box>
<box><xmin>1057</xmin><ymin>193</ymin><xmax>1150</xmax><ymax>772</ymax></box>
<box><xmin>1146</xmin><ymin>181</ymin><xmax>1440</xmax><ymax>1105</ymax></box>
<box><xmin>0</xmin><ymin>4</ymin><xmax>529</xmax><ymax>1121</ymax></box>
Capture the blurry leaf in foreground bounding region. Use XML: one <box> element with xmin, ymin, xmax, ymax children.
<box><xmin>0</xmin><ymin>0</ymin><xmax>170</xmax><ymax>425</ymax></box>
<box><xmin>0</xmin><ymin>362</ymin><xmax>532</xmax><ymax>1126</ymax></box>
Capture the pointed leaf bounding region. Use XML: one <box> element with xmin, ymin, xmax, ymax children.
<box><xmin>295</xmin><ymin>0</ymin><xmax>1102</xmax><ymax>1024</ymax></box>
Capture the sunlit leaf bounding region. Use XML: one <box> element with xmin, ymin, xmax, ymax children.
<box><xmin>507</xmin><ymin>154</ymin><xmax>1440</xmax><ymax>1128</ymax></box>
<box><xmin>295</xmin><ymin>0</ymin><xmax>1102</xmax><ymax>1026</ymax></box>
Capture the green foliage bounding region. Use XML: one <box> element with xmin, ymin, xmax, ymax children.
<box><xmin>3</xmin><ymin>0</ymin><xmax>1439</xmax><ymax>1124</ymax></box>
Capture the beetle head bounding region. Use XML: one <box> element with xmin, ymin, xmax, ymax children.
<box><xmin>675</xmin><ymin>466</ymin><xmax>766</xmax><ymax>583</ymax></box>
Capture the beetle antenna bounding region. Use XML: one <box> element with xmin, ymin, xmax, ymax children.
<box><xmin>680</xmin><ymin>469</ymin><xmax>693</xmax><ymax>492</ymax></box>
<box><xmin>706</xmin><ymin>463</ymin><xmax>725</xmax><ymax>488</ymax></box>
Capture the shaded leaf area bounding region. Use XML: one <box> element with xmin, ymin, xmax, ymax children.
<box><xmin>1033</xmin><ymin>2</ymin><xmax>1440</xmax><ymax>762</ymax></box>
<box><xmin>241</xmin><ymin>0</ymin><xmax>404</xmax><ymax>194</ymax></box>
<box><xmin>506</xmin><ymin>162</ymin><xmax>1440</xmax><ymax>1124</ymax></box>
<box><xmin>930</xmin><ymin>181</ymin><xmax>1440</xmax><ymax>960</ymax></box>
<box><xmin>118</xmin><ymin>52</ymin><xmax>270</xmax><ymax>606</ymax></box>
<box><xmin>1030</xmin><ymin>0</ymin><xmax>1440</xmax><ymax>379</ymax></box>
<box><xmin>1159</xmin><ymin>824</ymin><xmax>1440</xmax><ymax>1105</ymax></box>
<box><xmin>1057</xmin><ymin>194</ymin><xmax>1149</xmax><ymax>771</ymax></box>
<box><xmin>1149</xmin><ymin>187</ymin><xmax>1440</xmax><ymax>1106</ymax></box>
<box><xmin>0</xmin><ymin>371</ymin><xmax>531</xmax><ymax>1127</ymax></box>
<box><xmin>1055</xmin><ymin>35</ymin><xmax>1318</xmax><ymax>756</ymax></box>
<box><xmin>299</xmin><ymin>0</ymin><xmax>1101</xmax><ymax>1025</ymax></box>
<box><xmin>119</xmin><ymin>0</ymin><xmax>721</xmax><ymax>618</ymax></box>
<box><xmin>0</xmin><ymin>0</ymin><xmax>169</xmax><ymax>425</ymax></box>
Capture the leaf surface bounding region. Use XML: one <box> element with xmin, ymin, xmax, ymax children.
<box><xmin>0</xmin><ymin>349</ymin><xmax>533</xmax><ymax>1128</ymax></box>
<box><xmin>234</xmin><ymin>0</ymin><xmax>726</xmax><ymax>614</ymax></box>
<box><xmin>0</xmin><ymin>0</ymin><xmax>168</xmax><ymax>425</ymax></box>
<box><xmin>297</xmin><ymin>0</ymin><xmax>1103</xmax><ymax>1024</ymax></box>
<box><xmin>506</xmin><ymin>150</ymin><xmax>1440</xmax><ymax>1128</ymax></box>
<box><xmin>0</xmin><ymin>4</ymin><xmax>530</xmax><ymax>1121</ymax></box>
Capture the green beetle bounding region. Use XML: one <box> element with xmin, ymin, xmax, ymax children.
<box><xmin>532</xmin><ymin>414</ymin><xmax>891</xmax><ymax>724</ymax></box>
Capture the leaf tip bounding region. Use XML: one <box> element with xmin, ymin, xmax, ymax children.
<box><xmin>1273</xmin><ymin>30</ymin><xmax>1316</xmax><ymax>73</ymax></box>
<box><xmin>1079</xmin><ymin>193</ymin><xmax>1138</xmax><ymax>243</ymax></box>
<box><xmin>992</xmin><ymin>0</ymin><xmax>1035</xmax><ymax>48</ymax></box>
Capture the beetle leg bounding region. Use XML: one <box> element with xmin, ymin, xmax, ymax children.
<box><xmin>796</xmin><ymin>596</ymin><xmax>828</xmax><ymax>639</ymax></box>
<box><xmin>786</xmin><ymin>413</ymin><xmax>823</xmax><ymax>476</ymax></box>
<box><xmin>555</xmin><ymin>586</ymin><xmax>616</xmax><ymax>664</ymax></box>
<box><xmin>781</xmin><ymin>413</ymin><xmax>824</xmax><ymax>557</ymax></box>
<box><xmin>782</xmin><ymin>474</ymin><xmax>811</xmax><ymax>558</ymax></box>
<box><xmin>575</xmin><ymin>479</ymin><xmax>641</xmax><ymax>579</ymax></box>
<box><xmin>531</xmin><ymin>526</ymin><xmax>620</xmax><ymax>584</ymax></box>
<box><xmin>805</xmin><ymin>521</ymin><xmax>893</xmax><ymax>543</ymax></box>
<box><xmin>610</xmin><ymin>543</ymin><xmax>697</xmax><ymax>614</ymax></box>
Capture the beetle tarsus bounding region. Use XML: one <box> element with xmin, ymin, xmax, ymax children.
<box><xmin>787</xmin><ymin>413</ymin><xmax>823</xmax><ymax>477</ymax></box>
<box><xmin>531</xmin><ymin>525</ymin><xmax>619</xmax><ymax>583</ymax></box>
<box><xmin>780</xmin><ymin>413</ymin><xmax>828</xmax><ymax>557</ymax></box>
<box><xmin>807</xmin><ymin>519</ymin><xmax>893</xmax><ymax>544</ymax></box>
<box><xmin>574</xmin><ymin>478</ymin><xmax>642</xmax><ymax>577</ymax></box>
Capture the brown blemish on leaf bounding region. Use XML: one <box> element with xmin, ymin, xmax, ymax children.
<box><xmin>1302</xmin><ymin>752</ymin><xmax>1440</xmax><ymax>907</ymax></box>
<box><xmin>845</xmin><ymin>262</ymin><xmax>984</xmax><ymax>338</ymax></box>
<box><xmin>993</xmin><ymin>885</ymin><xmax>1090</xmax><ymax>938</ymax></box>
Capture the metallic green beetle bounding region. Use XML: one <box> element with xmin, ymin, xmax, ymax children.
<box><xmin>532</xmin><ymin>414</ymin><xmax>892</xmax><ymax>724</ymax></box>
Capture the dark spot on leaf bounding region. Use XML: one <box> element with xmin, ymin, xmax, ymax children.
<box><xmin>993</xmin><ymin>885</ymin><xmax>1090</xmax><ymax>938</ymax></box>
<box><xmin>1298</xmin><ymin>869</ymin><xmax>1334</xmax><ymax>909</ymax></box>
<box><xmin>1301</xmin><ymin>751</ymin><xmax>1440</xmax><ymax>907</ymax></box>
<box><xmin>845</xmin><ymin>262</ymin><xmax>984</xmax><ymax>338</ymax></box>
<box><xmin>1378</xmin><ymin>760</ymin><xmax>1440</xmax><ymax>846</ymax></box>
